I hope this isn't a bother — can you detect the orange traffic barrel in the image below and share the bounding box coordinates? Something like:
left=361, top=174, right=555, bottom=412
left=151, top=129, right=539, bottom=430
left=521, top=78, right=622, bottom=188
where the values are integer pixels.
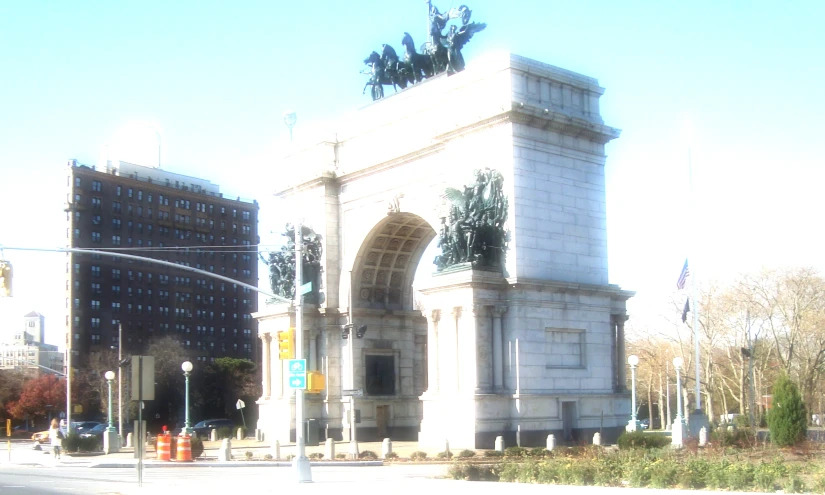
left=156, top=432, right=171, bottom=461
left=176, top=434, right=192, bottom=462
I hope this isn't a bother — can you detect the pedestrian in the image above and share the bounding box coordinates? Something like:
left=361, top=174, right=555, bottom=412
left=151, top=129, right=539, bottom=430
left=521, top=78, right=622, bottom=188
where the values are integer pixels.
left=48, top=418, right=63, bottom=459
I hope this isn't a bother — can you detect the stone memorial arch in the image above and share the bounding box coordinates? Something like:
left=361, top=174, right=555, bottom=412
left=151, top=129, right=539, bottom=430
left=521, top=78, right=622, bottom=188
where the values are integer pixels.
left=254, top=52, right=633, bottom=449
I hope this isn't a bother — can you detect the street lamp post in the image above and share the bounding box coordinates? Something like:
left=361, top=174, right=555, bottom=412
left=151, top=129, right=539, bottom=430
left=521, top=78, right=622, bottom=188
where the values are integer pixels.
left=626, top=355, right=641, bottom=432
left=672, top=356, right=688, bottom=447
left=284, top=109, right=311, bottom=483
left=103, top=370, right=119, bottom=454
left=342, top=320, right=367, bottom=459
left=105, top=371, right=115, bottom=431
left=181, top=361, right=193, bottom=435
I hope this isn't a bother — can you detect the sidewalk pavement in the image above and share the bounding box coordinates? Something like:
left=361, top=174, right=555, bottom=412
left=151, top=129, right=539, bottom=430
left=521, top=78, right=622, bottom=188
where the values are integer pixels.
left=0, top=438, right=453, bottom=468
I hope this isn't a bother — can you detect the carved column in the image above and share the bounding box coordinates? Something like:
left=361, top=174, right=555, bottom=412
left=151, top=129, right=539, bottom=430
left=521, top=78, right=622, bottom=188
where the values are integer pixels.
left=611, top=316, right=618, bottom=391
left=617, top=316, right=627, bottom=392
left=492, top=306, right=506, bottom=392
left=451, top=307, right=462, bottom=391
left=262, top=333, right=272, bottom=398
left=425, top=309, right=441, bottom=394
left=472, top=304, right=493, bottom=393
left=461, top=304, right=482, bottom=393
left=309, top=329, right=318, bottom=372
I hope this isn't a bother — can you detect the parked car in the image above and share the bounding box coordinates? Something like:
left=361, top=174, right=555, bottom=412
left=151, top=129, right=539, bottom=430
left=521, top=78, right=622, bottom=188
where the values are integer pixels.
left=639, top=419, right=650, bottom=430
left=31, top=430, right=51, bottom=444
left=80, top=423, right=108, bottom=443
left=71, top=421, right=100, bottom=434
left=192, top=419, right=234, bottom=438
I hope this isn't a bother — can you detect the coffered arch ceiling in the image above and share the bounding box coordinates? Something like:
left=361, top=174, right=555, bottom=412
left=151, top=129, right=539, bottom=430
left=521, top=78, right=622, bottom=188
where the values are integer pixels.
left=352, top=213, right=436, bottom=311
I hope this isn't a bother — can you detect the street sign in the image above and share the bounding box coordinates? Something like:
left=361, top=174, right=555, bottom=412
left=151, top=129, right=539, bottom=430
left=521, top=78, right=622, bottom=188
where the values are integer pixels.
left=300, top=282, right=313, bottom=295
left=288, top=359, right=306, bottom=373
left=342, top=389, right=363, bottom=397
left=287, top=359, right=307, bottom=390
left=236, top=399, right=245, bottom=410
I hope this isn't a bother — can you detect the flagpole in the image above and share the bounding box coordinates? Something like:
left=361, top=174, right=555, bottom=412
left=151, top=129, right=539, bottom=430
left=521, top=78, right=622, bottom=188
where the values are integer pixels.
left=690, top=148, right=701, bottom=413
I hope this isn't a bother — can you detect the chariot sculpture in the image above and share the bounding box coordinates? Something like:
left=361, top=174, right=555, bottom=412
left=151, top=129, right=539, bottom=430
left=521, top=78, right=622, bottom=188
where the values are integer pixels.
left=363, top=1, right=486, bottom=101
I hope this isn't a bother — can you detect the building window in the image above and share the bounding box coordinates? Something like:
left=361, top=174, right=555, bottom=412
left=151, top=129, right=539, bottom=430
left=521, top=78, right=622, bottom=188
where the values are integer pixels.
left=91, top=282, right=101, bottom=294
left=92, top=214, right=101, bottom=225
left=127, top=188, right=133, bottom=198
left=112, top=285, right=121, bottom=296
left=74, top=194, right=82, bottom=203
left=112, top=235, right=121, bottom=245
left=112, top=269, right=121, bottom=280
left=242, top=210, right=250, bottom=220
left=91, top=266, right=101, bottom=277
left=116, top=185, right=122, bottom=196
left=90, top=231, right=100, bottom=243
left=91, top=300, right=100, bottom=310
left=92, top=197, right=101, bottom=209
left=92, top=180, right=102, bottom=192
left=113, top=201, right=121, bottom=213
left=91, top=334, right=101, bottom=344
left=91, top=318, right=100, bottom=328
left=365, top=354, right=395, bottom=396
left=545, top=329, right=586, bottom=369
left=137, top=190, right=143, bottom=201
left=75, top=177, right=81, bottom=187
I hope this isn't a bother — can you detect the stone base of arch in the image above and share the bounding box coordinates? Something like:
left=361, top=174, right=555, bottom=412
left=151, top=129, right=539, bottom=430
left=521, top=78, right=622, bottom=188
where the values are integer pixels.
left=416, top=267, right=631, bottom=450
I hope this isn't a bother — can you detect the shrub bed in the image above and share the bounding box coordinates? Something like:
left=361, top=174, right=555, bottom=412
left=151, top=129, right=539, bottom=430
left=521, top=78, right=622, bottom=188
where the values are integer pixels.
left=485, top=448, right=812, bottom=492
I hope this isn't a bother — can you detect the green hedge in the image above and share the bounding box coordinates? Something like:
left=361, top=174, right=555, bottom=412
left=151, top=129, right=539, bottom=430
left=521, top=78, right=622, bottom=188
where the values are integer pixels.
left=489, top=450, right=799, bottom=492
left=617, top=431, right=670, bottom=449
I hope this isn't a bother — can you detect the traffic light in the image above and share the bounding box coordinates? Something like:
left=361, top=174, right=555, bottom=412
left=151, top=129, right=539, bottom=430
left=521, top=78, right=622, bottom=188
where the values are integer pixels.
left=277, top=328, right=295, bottom=360
left=0, top=261, right=12, bottom=297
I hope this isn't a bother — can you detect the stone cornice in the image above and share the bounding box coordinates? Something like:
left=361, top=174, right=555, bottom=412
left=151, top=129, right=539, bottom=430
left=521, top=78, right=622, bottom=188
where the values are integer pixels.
left=505, top=277, right=635, bottom=300
left=509, top=102, right=621, bottom=145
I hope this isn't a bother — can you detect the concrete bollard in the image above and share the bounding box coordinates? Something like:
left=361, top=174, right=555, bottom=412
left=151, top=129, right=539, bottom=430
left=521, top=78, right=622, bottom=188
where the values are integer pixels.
left=444, top=439, right=451, bottom=456
left=126, top=432, right=133, bottom=448
left=593, top=432, right=601, bottom=446
left=210, top=429, right=218, bottom=442
left=516, top=426, right=522, bottom=447
left=271, top=440, right=281, bottom=460
left=382, top=438, right=392, bottom=459
left=236, top=427, right=243, bottom=440
left=699, top=426, right=708, bottom=447
left=325, top=438, right=335, bottom=460
left=495, top=436, right=505, bottom=453
left=218, top=438, right=232, bottom=461
left=546, top=434, right=556, bottom=452
left=255, top=429, right=262, bottom=442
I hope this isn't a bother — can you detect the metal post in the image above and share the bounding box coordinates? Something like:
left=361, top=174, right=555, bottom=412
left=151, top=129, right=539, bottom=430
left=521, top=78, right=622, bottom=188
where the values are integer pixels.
left=66, top=347, right=71, bottom=436
left=137, top=356, right=143, bottom=488
left=284, top=110, right=311, bottom=483
left=118, top=324, right=122, bottom=438
left=106, top=374, right=114, bottom=431
left=631, top=366, right=637, bottom=422
left=182, top=361, right=192, bottom=435
left=689, top=151, right=701, bottom=413
left=675, top=363, right=684, bottom=424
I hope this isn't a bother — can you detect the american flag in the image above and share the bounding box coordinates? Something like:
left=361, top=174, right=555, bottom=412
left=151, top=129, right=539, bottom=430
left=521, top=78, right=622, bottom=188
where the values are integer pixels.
left=676, top=259, right=690, bottom=290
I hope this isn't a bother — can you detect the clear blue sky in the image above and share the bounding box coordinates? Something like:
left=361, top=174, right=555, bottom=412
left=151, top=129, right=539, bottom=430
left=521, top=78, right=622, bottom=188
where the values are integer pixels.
left=1, top=1, right=823, bottom=345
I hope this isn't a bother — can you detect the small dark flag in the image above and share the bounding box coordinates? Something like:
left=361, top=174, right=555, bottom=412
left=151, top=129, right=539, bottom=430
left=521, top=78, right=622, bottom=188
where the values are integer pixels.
left=681, top=298, right=690, bottom=323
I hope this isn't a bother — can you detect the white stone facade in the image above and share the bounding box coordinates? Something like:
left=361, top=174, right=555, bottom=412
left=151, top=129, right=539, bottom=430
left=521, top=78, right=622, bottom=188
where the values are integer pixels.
left=254, top=52, right=632, bottom=449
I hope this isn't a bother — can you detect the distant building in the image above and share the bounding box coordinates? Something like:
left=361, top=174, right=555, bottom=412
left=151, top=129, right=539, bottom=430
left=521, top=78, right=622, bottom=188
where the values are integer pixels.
left=64, top=159, right=260, bottom=369
left=0, top=311, right=64, bottom=374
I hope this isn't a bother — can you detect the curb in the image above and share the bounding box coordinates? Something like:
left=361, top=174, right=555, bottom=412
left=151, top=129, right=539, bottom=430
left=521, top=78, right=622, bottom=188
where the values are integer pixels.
left=89, top=460, right=385, bottom=468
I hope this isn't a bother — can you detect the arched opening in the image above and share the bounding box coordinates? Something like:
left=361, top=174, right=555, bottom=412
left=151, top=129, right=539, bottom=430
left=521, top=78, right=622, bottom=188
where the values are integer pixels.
left=351, top=213, right=437, bottom=311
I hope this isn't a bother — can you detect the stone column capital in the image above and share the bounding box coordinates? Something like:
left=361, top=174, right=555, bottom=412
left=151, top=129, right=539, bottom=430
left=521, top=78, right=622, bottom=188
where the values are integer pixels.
left=425, top=309, right=441, bottom=324
left=492, top=305, right=508, bottom=317
left=463, top=304, right=488, bottom=317
left=451, top=306, right=462, bottom=318
left=261, top=332, right=273, bottom=342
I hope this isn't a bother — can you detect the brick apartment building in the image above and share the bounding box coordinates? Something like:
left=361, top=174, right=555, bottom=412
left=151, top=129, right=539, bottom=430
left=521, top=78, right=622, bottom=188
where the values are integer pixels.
left=64, top=159, right=259, bottom=369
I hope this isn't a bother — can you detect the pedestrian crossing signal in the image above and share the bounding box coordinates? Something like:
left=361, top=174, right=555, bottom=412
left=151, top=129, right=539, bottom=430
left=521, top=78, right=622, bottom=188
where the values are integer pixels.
left=277, top=329, right=295, bottom=360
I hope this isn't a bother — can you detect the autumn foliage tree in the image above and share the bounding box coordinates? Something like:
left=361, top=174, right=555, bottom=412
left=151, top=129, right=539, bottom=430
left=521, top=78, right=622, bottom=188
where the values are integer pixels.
left=6, top=374, right=67, bottom=422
